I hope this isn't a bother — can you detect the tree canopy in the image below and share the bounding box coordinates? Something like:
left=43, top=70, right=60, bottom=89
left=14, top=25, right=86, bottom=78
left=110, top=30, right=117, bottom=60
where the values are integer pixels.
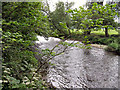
left=49, top=1, right=74, bottom=37
left=68, top=2, right=118, bottom=37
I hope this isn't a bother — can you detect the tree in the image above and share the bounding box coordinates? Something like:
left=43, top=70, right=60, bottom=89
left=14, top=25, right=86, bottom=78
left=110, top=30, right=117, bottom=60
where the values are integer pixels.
left=68, top=2, right=118, bottom=37
left=68, top=6, right=95, bottom=35
left=86, top=2, right=118, bottom=37
left=50, top=1, right=74, bottom=37
left=94, top=3, right=118, bottom=37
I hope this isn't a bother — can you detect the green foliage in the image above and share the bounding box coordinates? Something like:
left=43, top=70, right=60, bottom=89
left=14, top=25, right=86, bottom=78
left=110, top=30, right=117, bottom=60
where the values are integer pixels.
left=106, top=37, right=120, bottom=54
left=92, top=3, right=118, bottom=37
left=2, top=2, right=51, bottom=89
left=68, top=2, right=118, bottom=36
left=50, top=1, right=74, bottom=37
left=108, top=43, right=119, bottom=51
left=2, top=64, right=47, bottom=89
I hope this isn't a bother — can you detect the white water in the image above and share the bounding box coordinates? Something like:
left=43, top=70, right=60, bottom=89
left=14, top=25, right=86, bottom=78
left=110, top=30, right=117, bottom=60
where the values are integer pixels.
left=36, top=36, right=61, bottom=43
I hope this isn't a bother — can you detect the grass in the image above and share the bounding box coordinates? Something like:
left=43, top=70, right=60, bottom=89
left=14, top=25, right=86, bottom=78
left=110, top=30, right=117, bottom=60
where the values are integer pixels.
left=70, top=29, right=119, bottom=35
left=91, top=29, right=119, bottom=35
left=70, top=29, right=82, bottom=34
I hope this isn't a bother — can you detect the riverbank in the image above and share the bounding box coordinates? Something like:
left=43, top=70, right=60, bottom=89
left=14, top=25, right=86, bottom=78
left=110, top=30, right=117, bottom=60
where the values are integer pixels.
left=90, top=44, right=107, bottom=49
left=69, top=33, right=120, bottom=55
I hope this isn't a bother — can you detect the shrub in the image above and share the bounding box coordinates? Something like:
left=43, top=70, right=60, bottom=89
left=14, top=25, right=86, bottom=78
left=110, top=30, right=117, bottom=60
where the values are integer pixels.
left=106, top=38, right=114, bottom=44
left=108, top=43, right=119, bottom=51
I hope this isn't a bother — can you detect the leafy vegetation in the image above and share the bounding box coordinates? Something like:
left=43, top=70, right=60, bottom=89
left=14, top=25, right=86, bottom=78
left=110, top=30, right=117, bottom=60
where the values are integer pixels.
left=67, top=2, right=118, bottom=37
left=2, top=2, right=52, bottom=89
left=49, top=1, right=74, bottom=37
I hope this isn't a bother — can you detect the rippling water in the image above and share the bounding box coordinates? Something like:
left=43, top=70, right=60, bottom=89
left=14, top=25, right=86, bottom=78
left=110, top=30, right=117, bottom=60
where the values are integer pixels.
left=36, top=36, right=119, bottom=88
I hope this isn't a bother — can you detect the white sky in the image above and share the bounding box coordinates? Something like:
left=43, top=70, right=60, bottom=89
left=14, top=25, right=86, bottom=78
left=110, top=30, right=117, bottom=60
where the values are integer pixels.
left=47, top=0, right=87, bottom=11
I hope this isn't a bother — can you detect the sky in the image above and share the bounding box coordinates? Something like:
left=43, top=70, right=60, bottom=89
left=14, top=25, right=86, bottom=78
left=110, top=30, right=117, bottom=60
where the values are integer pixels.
left=47, top=0, right=87, bottom=11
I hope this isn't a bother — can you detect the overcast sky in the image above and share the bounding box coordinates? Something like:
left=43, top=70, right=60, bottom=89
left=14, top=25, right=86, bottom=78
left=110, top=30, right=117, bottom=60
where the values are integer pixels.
left=47, top=0, right=87, bottom=11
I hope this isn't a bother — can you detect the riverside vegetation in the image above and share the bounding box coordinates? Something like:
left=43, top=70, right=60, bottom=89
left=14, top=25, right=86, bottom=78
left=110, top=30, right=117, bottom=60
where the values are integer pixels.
left=2, top=1, right=119, bottom=89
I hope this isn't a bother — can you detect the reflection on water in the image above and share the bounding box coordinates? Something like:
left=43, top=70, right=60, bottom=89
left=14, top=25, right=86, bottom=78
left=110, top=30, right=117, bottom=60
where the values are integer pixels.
left=36, top=36, right=119, bottom=88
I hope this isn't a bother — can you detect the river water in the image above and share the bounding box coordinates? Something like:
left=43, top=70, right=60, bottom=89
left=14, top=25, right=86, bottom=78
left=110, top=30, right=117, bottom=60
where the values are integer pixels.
left=36, top=36, right=119, bottom=88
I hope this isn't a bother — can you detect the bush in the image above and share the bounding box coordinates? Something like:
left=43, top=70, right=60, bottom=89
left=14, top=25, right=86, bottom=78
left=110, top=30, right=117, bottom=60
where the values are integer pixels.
left=106, top=41, right=120, bottom=55
left=106, top=38, right=114, bottom=44
left=87, top=35, right=120, bottom=55
left=108, top=43, right=119, bottom=51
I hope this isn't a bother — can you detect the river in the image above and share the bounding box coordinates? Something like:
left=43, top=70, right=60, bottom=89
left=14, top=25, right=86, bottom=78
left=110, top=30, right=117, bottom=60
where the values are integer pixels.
left=36, top=36, right=119, bottom=88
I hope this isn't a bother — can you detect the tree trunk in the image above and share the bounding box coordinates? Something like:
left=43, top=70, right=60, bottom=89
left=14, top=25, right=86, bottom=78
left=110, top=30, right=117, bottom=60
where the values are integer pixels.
left=105, top=27, right=109, bottom=37
left=84, top=30, right=91, bottom=35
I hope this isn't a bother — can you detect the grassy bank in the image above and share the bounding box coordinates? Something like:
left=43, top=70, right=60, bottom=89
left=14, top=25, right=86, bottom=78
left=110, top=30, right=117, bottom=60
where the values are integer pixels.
left=70, top=29, right=120, bottom=55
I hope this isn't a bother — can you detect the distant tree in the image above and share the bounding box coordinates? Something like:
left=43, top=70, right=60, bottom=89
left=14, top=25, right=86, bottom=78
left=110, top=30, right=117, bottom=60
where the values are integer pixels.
left=68, top=2, right=118, bottom=37
left=92, top=3, right=118, bottom=37
left=68, top=6, right=95, bottom=35
left=50, top=1, right=74, bottom=37
left=86, top=2, right=118, bottom=37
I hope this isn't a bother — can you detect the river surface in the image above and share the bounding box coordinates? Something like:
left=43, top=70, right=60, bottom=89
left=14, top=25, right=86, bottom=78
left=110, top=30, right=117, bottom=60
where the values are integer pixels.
left=36, top=36, right=119, bottom=88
